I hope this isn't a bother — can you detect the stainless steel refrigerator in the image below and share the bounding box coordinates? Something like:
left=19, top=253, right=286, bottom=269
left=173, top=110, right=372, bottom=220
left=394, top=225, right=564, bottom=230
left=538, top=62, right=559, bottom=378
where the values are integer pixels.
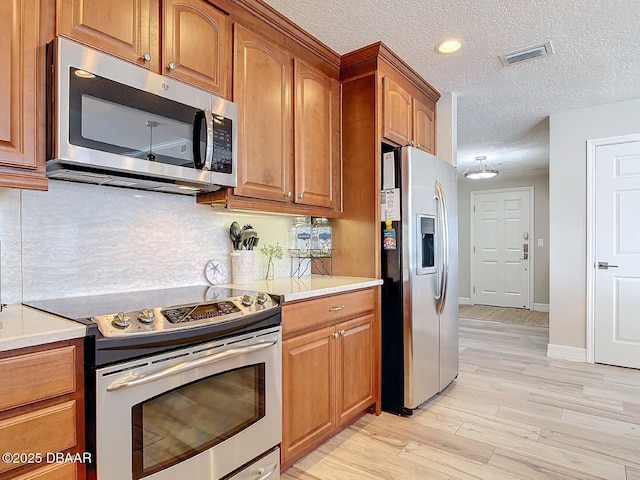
left=381, top=146, right=459, bottom=415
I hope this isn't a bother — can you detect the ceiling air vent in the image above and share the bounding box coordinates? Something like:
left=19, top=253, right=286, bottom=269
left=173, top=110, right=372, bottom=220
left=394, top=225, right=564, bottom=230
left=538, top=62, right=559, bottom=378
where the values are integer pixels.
left=499, top=41, right=554, bottom=66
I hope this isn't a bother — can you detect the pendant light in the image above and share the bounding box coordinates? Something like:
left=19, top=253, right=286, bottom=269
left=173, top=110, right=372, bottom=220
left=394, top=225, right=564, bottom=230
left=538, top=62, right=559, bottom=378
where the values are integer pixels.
left=463, top=156, right=499, bottom=179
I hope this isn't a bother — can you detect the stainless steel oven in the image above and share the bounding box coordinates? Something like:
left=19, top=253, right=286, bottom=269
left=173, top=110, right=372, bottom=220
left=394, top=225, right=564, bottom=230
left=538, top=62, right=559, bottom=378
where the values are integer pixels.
left=96, top=326, right=281, bottom=480
left=24, top=286, right=281, bottom=480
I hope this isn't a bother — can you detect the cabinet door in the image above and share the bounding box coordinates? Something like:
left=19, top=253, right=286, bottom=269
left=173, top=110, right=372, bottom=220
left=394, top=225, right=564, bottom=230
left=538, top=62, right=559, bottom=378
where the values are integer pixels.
left=57, top=0, right=158, bottom=69
left=294, top=59, right=340, bottom=209
left=382, top=76, right=412, bottom=146
left=233, top=25, right=293, bottom=202
left=335, top=314, right=375, bottom=428
left=413, top=97, right=435, bottom=154
left=282, top=326, right=335, bottom=467
left=0, top=0, right=47, bottom=190
left=163, top=0, right=229, bottom=96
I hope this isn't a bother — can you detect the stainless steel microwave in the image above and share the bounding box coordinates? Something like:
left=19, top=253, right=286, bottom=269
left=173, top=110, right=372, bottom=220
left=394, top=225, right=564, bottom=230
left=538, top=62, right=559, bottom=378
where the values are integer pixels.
left=47, top=38, right=237, bottom=195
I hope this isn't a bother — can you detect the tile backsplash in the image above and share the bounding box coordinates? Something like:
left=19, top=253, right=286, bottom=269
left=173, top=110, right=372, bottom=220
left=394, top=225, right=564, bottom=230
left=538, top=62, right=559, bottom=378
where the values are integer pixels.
left=0, top=182, right=293, bottom=303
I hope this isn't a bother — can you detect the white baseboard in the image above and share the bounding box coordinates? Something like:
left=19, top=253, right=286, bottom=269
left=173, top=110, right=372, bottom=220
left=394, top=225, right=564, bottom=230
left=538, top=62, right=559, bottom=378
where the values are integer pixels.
left=459, top=297, right=472, bottom=305
left=546, top=343, right=587, bottom=363
left=533, top=303, right=549, bottom=312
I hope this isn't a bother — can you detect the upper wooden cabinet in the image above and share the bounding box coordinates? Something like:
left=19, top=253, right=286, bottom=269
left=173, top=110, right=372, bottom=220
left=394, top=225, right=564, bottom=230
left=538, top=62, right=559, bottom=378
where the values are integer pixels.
left=413, top=96, right=435, bottom=154
left=233, top=24, right=293, bottom=203
left=0, top=0, right=48, bottom=190
left=294, top=59, right=340, bottom=209
left=382, top=76, right=435, bottom=154
left=382, top=76, right=412, bottom=146
left=198, top=25, right=341, bottom=216
left=56, top=0, right=157, bottom=69
left=334, top=42, right=440, bottom=278
left=162, top=0, right=229, bottom=95
left=56, top=0, right=230, bottom=97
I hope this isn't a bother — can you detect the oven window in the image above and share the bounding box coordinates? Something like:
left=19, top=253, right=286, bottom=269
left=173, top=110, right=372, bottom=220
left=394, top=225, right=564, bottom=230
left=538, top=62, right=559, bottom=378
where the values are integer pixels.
left=131, top=363, right=265, bottom=479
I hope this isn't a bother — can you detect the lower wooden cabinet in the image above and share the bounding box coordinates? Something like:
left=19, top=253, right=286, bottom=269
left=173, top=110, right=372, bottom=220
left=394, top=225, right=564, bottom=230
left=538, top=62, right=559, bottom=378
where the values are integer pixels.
left=281, top=287, right=380, bottom=469
left=0, top=339, right=85, bottom=479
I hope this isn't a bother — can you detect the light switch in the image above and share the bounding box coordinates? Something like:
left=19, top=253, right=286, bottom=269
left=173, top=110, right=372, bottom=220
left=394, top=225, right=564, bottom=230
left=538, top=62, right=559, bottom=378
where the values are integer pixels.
left=537, top=238, right=544, bottom=247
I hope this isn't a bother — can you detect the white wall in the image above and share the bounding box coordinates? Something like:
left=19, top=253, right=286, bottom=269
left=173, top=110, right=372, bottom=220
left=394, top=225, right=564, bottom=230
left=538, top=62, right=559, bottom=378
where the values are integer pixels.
left=457, top=169, right=549, bottom=306
left=549, top=97, right=640, bottom=349
left=0, top=181, right=294, bottom=304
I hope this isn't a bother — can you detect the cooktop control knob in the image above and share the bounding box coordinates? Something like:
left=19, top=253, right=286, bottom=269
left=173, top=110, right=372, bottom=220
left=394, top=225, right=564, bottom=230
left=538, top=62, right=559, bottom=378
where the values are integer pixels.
left=256, top=293, right=269, bottom=305
left=137, top=309, right=155, bottom=324
left=112, top=312, right=131, bottom=329
left=241, top=295, right=253, bottom=307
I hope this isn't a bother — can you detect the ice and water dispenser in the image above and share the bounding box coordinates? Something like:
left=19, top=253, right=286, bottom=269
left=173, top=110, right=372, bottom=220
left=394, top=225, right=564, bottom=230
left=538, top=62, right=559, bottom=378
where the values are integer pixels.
left=417, top=215, right=436, bottom=275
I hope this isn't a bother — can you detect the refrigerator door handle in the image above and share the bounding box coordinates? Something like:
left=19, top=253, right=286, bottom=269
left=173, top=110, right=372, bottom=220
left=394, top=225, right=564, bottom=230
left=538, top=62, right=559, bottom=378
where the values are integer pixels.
left=435, top=181, right=449, bottom=314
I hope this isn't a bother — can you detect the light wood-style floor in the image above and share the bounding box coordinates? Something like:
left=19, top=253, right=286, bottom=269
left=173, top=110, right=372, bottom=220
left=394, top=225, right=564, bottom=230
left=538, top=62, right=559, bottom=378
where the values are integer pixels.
left=282, top=318, right=640, bottom=480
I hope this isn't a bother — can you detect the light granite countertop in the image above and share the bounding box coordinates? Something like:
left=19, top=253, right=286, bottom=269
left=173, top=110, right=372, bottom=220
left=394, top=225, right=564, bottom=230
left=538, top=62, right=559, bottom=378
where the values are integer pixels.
left=0, top=304, right=86, bottom=352
left=223, top=275, right=383, bottom=302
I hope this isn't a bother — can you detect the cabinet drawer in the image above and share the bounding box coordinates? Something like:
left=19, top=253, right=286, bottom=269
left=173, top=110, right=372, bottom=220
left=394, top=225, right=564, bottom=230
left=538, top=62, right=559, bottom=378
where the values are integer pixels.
left=0, top=401, right=77, bottom=474
left=12, top=462, right=77, bottom=480
left=0, top=346, right=76, bottom=411
left=283, top=288, right=375, bottom=335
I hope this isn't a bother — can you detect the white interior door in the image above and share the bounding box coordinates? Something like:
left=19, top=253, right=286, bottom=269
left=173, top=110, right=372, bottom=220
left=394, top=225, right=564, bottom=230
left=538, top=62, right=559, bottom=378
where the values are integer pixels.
left=472, top=189, right=532, bottom=308
left=594, top=140, right=640, bottom=368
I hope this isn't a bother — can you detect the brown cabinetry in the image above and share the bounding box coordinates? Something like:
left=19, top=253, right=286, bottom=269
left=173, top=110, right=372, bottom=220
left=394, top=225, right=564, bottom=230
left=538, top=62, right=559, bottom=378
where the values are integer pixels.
left=0, top=0, right=48, bottom=190
left=332, top=42, right=440, bottom=278
left=0, top=339, right=85, bottom=479
left=383, top=76, right=435, bottom=153
left=232, top=24, right=293, bottom=203
left=294, top=59, right=341, bottom=209
left=162, top=0, right=229, bottom=95
left=281, top=287, right=380, bottom=470
left=56, top=0, right=230, bottom=97
left=56, top=0, right=157, bottom=69
left=198, top=25, right=341, bottom=216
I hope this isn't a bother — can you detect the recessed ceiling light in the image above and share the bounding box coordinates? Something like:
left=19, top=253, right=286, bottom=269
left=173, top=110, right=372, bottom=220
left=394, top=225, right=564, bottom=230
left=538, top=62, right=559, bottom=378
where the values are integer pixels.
left=435, top=38, right=463, bottom=55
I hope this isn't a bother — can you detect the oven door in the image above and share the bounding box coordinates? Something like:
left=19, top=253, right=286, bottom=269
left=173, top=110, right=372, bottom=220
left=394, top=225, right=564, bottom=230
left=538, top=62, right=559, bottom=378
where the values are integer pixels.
left=95, top=327, right=281, bottom=480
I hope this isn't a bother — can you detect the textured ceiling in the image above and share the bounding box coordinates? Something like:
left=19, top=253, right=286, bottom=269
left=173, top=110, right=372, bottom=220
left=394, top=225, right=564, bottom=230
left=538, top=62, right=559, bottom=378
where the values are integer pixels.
left=262, top=0, right=640, bottom=172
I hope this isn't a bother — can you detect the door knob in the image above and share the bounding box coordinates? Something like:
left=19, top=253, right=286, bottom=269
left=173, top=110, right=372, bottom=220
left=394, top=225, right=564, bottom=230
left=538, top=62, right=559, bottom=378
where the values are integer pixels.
left=597, top=261, right=619, bottom=269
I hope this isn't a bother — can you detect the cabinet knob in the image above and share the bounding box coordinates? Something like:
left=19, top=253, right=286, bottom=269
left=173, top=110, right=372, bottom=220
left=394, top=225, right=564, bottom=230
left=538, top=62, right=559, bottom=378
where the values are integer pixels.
left=298, top=193, right=304, bottom=199
left=284, top=191, right=292, bottom=198
left=168, top=62, right=176, bottom=71
left=142, top=53, right=151, bottom=62
left=332, top=332, right=340, bottom=339
left=339, top=329, right=346, bottom=337
left=328, top=305, right=344, bottom=312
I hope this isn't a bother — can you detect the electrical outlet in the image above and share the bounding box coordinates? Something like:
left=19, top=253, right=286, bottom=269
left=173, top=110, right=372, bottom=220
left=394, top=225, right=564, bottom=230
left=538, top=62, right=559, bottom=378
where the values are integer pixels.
left=537, top=238, right=544, bottom=247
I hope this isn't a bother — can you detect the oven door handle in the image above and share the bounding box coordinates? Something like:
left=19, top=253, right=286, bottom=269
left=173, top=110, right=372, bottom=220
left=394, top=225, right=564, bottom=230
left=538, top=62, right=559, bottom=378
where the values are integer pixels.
left=106, top=340, right=277, bottom=391
left=254, top=462, right=278, bottom=480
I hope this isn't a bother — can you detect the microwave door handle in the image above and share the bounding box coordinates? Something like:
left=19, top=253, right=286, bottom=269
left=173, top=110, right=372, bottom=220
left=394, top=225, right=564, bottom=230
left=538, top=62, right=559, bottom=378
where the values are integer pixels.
left=204, top=108, right=214, bottom=170
left=192, top=110, right=205, bottom=169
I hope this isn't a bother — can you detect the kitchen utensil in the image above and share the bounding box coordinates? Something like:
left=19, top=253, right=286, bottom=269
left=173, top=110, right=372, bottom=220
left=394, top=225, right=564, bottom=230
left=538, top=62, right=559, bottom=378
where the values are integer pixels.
left=242, top=229, right=257, bottom=250
left=230, top=221, right=241, bottom=250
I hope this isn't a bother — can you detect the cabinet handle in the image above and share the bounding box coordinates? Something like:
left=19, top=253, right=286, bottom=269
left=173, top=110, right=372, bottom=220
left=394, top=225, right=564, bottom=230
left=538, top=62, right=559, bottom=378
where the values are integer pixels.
left=142, top=53, right=151, bottom=62
left=339, top=329, right=346, bottom=336
left=298, top=193, right=304, bottom=199
left=328, top=306, right=344, bottom=312
left=332, top=332, right=339, bottom=339
left=168, top=62, right=176, bottom=70
left=284, top=191, right=292, bottom=198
